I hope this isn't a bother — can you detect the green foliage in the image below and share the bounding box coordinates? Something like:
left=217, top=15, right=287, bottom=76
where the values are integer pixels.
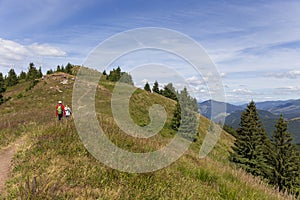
left=26, top=80, right=39, bottom=91
left=171, top=102, right=181, bottom=130
left=230, top=101, right=269, bottom=177
left=46, top=69, right=54, bottom=75
left=65, top=63, right=74, bottom=75
left=266, top=115, right=300, bottom=193
left=38, top=67, right=43, bottom=78
left=17, top=93, right=23, bottom=99
left=0, top=75, right=294, bottom=199
left=0, top=93, right=4, bottom=104
left=26, top=63, right=40, bottom=81
left=223, top=124, right=237, bottom=137
left=161, top=83, right=177, bottom=101
left=0, top=72, right=8, bottom=102
left=0, top=72, right=6, bottom=93
left=107, top=66, right=121, bottom=82
left=18, top=71, right=27, bottom=80
left=107, top=66, right=134, bottom=85
left=144, top=82, right=151, bottom=92
left=5, top=68, right=18, bottom=86
left=102, top=70, right=107, bottom=76
left=171, top=87, right=199, bottom=141
left=152, top=81, right=160, bottom=94
left=56, top=65, right=61, bottom=72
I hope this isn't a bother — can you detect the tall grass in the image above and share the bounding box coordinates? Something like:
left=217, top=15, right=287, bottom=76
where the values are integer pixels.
left=0, top=73, right=296, bottom=199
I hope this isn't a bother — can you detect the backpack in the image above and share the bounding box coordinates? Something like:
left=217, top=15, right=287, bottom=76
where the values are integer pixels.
left=57, top=105, right=63, bottom=115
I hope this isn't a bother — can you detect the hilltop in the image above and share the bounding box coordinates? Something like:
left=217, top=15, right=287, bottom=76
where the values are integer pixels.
left=0, top=71, right=294, bottom=199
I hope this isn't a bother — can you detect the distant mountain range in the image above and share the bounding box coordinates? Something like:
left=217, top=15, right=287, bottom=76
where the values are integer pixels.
left=199, top=99, right=300, bottom=144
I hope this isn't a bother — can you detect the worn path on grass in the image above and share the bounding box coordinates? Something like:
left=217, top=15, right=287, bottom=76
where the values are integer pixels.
left=0, top=136, right=26, bottom=193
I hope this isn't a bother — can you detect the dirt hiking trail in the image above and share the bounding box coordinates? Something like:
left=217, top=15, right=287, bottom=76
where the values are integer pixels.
left=0, top=136, right=26, bottom=193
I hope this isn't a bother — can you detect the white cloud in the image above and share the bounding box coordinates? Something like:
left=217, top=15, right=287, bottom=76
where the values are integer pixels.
left=0, top=38, right=66, bottom=70
left=28, top=43, right=66, bottom=57
left=185, top=76, right=204, bottom=86
left=232, top=88, right=255, bottom=95
left=265, top=70, right=300, bottom=79
left=277, top=86, right=300, bottom=92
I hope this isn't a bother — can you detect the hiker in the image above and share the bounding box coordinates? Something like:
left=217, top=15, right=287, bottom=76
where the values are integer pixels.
left=65, top=105, right=72, bottom=119
left=56, top=100, right=65, bottom=121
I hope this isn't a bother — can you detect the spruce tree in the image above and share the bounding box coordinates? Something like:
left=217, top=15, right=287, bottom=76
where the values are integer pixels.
left=120, top=72, right=134, bottom=85
left=18, top=71, right=27, bottom=80
left=65, top=63, right=73, bottom=74
left=26, top=63, right=39, bottom=81
left=0, top=72, right=6, bottom=93
left=267, top=115, right=300, bottom=192
left=38, top=67, right=43, bottom=78
left=162, top=83, right=177, bottom=101
left=230, top=101, right=269, bottom=177
left=144, top=82, right=151, bottom=92
left=6, top=69, right=18, bottom=86
left=152, top=81, right=159, bottom=94
left=46, top=69, right=54, bottom=75
left=171, top=87, right=198, bottom=141
left=0, top=72, right=5, bottom=104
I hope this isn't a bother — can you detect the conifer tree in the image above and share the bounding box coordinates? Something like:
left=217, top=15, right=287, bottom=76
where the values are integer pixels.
left=0, top=72, right=5, bottom=104
left=230, top=101, right=269, bottom=177
left=267, top=115, right=300, bottom=192
left=162, top=83, right=177, bottom=101
left=6, top=69, right=18, bottom=86
left=144, top=82, right=151, bottom=92
left=171, top=87, right=198, bottom=141
left=38, top=67, right=43, bottom=78
left=56, top=65, right=61, bottom=72
left=65, top=63, right=73, bottom=74
left=152, top=81, right=159, bottom=94
left=46, top=69, right=54, bottom=75
left=120, top=72, right=134, bottom=85
left=0, top=73, right=5, bottom=93
left=26, top=63, right=39, bottom=81
left=18, top=71, right=27, bottom=80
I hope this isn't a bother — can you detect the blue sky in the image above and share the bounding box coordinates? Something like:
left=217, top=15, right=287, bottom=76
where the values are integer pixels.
left=0, top=0, right=299, bottom=103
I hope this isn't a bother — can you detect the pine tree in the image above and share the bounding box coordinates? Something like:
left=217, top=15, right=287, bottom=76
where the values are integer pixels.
left=171, top=87, right=198, bottom=141
left=152, top=81, right=159, bottom=94
left=0, top=72, right=5, bottom=93
left=56, top=65, right=61, bottom=72
left=38, top=67, right=43, bottom=78
left=120, top=72, right=134, bottom=85
left=107, top=67, right=121, bottom=82
left=6, top=69, right=18, bottom=86
left=162, top=83, right=177, bottom=101
left=144, top=82, right=151, bottom=92
left=46, top=69, right=54, bottom=75
left=0, top=72, right=6, bottom=104
left=267, top=115, right=300, bottom=192
left=26, top=63, right=39, bottom=81
left=18, top=71, right=27, bottom=80
left=171, top=102, right=181, bottom=130
left=230, top=101, right=269, bottom=177
left=65, top=63, right=73, bottom=74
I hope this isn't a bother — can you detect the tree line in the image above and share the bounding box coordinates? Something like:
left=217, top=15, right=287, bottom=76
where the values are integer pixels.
left=231, top=101, right=300, bottom=195
left=0, top=62, right=43, bottom=104
left=102, top=66, right=134, bottom=85
left=143, top=80, right=199, bottom=141
left=0, top=62, right=76, bottom=104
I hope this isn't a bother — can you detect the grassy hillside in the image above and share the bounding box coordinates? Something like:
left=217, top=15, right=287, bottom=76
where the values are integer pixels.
left=0, top=72, right=295, bottom=199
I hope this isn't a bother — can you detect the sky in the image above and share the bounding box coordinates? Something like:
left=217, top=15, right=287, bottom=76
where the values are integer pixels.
left=0, top=0, right=299, bottom=104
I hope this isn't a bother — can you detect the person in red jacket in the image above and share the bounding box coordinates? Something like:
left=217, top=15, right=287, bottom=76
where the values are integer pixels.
left=56, top=100, right=66, bottom=121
